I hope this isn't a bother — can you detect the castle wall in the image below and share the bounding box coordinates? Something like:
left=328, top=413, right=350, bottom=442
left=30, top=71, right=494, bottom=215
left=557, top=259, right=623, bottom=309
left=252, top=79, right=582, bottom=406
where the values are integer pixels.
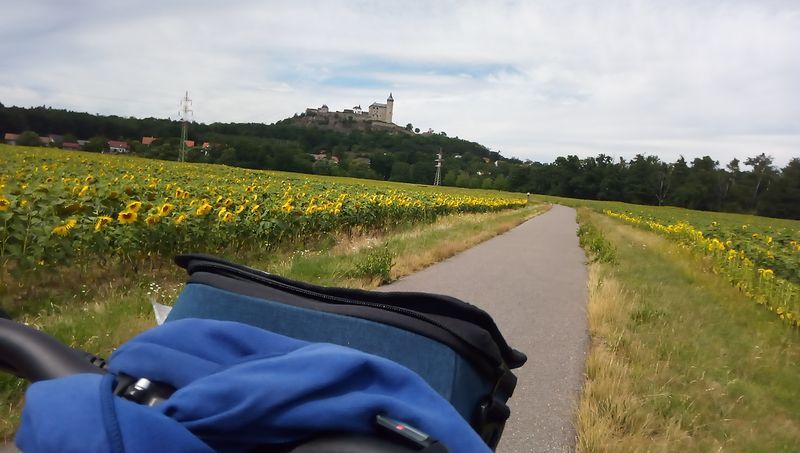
left=369, top=104, right=387, bottom=121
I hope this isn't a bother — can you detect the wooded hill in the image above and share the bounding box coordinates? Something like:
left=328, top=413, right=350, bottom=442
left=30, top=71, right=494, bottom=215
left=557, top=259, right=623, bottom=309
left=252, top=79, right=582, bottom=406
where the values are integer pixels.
left=2, top=103, right=799, bottom=219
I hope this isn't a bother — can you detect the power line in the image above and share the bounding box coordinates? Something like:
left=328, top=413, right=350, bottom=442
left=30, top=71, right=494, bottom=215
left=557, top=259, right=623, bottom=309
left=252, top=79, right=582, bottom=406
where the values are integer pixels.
left=178, top=91, right=192, bottom=162
left=434, top=148, right=443, bottom=186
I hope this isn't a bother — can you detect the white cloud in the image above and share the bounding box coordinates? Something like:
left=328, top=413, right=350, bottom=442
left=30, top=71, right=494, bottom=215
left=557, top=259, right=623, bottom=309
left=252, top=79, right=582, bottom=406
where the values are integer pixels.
left=1, top=0, right=798, bottom=165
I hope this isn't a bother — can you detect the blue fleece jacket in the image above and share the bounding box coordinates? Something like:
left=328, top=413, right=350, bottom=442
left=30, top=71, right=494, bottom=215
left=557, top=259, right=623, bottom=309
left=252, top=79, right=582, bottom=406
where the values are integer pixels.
left=16, top=318, right=489, bottom=452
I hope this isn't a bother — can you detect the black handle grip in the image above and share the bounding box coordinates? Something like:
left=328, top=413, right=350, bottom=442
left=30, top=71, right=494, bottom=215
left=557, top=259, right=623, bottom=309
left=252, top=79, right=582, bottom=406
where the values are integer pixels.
left=0, top=318, right=106, bottom=382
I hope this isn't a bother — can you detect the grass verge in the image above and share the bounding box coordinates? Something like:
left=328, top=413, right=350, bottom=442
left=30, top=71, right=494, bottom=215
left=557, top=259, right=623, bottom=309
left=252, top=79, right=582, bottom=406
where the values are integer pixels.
left=0, top=203, right=546, bottom=440
left=576, top=208, right=800, bottom=452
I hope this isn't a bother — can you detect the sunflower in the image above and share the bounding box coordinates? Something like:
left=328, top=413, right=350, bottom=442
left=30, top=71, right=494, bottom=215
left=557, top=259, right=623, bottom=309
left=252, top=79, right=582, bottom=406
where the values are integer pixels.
left=127, top=201, right=142, bottom=213
left=0, top=197, right=10, bottom=211
left=282, top=198, right=293, bottom=213
left=118, top=210, right=138, bottom=224
left=158, top=203, right=174, bottom=217
left=195, top=203, right=213, bottom=216
left=94, top=216, right=113, bottom=232
left=51, top=218, right=77, bottom=237
left=174, top=214, right=188, bottom=225
left=52, top=225, right=69, bottom=236
left=145, top=215, right=159, bottom=226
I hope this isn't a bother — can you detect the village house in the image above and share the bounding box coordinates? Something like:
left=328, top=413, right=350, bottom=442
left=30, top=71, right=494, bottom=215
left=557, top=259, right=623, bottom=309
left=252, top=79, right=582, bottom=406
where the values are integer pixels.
left=108, top=140, right=130, bottom=153
left=311, top=151, right=328, bottom=161
left=4, top=133, right=18, bottom=145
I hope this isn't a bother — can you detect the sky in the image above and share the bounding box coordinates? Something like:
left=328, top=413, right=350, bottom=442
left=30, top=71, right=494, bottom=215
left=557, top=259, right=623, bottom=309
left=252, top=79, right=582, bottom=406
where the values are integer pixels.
left=1, top=0, right=799, bottom=166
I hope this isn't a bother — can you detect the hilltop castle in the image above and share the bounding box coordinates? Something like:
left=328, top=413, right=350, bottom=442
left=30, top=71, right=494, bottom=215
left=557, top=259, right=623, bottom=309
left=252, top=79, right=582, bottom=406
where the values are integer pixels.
left=306, top=93, right=394, bottom=124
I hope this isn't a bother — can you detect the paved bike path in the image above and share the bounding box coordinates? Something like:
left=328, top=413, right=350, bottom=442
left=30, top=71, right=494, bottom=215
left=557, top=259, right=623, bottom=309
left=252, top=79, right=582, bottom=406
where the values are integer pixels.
left=379, top=205, right=588, bottom=452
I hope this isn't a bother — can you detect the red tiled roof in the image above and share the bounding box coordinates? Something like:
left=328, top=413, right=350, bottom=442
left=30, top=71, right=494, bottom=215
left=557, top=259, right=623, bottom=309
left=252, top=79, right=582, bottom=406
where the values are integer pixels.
left=202, top=142, right=210, bottom=149
left=62, top=142, right=81, bottom=150
left=4, top=133, right=19, bottom=140
left=142, top=136, right=157, bottom=145
left=108, top=140, right=129, bottom=149
left=184, top=140, right=195, bottom=147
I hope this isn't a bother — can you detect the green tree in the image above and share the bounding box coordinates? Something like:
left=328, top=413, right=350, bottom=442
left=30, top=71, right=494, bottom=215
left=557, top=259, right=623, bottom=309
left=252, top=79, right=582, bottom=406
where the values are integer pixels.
left=759, top=158, right=800, bottom=219
left=348, top=159, right=377, bottom=179
left=455, top=171, right=470, bottom=187
left=370, top=152, right=394, bottom=180
left=15, top=130, right=42, bottom=147
left=312, top=159, right=335, bottom=176
left=744, top=153, right=775, bottom=210
left=389, top=162, right=411, bottom=182
left=84, top=136, right=108, bottom=153
left=493, top=174, right=509, bottom=191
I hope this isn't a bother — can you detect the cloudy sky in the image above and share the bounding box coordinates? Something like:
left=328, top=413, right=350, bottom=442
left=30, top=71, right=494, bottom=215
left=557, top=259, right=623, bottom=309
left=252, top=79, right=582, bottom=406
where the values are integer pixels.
left=2, top=0, right=799, bottom=165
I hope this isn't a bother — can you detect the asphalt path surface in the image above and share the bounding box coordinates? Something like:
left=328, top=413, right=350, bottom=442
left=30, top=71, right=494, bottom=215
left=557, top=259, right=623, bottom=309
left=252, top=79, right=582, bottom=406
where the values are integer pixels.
left=379, top=205, right=589, bottom=452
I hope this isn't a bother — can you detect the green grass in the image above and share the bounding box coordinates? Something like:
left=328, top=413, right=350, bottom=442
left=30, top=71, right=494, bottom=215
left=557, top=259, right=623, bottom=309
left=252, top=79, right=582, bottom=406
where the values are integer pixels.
left=0, top=203, right=544, bottom=440
left=536, top=194, right=800, bottom=232
left=577, top=208, right=800, bottom=452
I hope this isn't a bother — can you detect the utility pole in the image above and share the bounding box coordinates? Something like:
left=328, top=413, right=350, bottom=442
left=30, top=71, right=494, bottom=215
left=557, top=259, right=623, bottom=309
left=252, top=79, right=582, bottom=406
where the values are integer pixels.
left=433, top=148, right=443, bottom=186
left=179, top=91, right=193, bottom=162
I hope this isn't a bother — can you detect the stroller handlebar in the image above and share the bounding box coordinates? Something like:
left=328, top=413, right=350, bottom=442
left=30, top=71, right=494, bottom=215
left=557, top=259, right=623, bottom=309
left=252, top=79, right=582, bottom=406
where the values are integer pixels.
left=0, top=318, right=105, bottom=382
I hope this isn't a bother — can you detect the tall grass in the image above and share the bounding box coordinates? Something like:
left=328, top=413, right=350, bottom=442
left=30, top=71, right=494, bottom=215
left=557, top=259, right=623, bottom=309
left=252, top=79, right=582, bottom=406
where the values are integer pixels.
left=576, top=209, right=800, bottom=452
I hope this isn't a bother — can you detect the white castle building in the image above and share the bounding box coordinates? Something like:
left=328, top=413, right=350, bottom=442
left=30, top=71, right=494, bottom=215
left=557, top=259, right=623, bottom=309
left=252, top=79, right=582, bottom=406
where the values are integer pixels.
left=368, top=93, right=393, bottom=123
left=306, top=93, right=395, bottom=124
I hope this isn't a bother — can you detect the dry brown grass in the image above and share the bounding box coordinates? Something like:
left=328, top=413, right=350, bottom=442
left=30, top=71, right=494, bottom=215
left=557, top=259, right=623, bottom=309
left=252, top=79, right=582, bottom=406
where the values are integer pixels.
left=576, top=209, right=800, bottom=452
left=390, top=205, right=549, bottom=278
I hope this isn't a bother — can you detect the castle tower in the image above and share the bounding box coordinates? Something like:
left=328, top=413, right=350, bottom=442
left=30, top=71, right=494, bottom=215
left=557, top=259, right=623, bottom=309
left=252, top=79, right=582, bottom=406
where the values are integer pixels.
left=386, top=93, right=394, bottom=123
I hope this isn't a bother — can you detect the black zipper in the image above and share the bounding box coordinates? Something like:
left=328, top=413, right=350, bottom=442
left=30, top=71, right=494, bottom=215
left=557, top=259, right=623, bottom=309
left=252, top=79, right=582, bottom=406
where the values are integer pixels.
left=188, top=261, right=500, bottom=370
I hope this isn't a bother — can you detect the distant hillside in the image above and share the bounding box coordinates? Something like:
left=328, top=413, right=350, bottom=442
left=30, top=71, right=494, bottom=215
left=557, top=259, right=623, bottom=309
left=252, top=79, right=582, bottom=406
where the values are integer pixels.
left=0, top=103, right=509, bottom=186
left=279, top=110, right=414, bottom=136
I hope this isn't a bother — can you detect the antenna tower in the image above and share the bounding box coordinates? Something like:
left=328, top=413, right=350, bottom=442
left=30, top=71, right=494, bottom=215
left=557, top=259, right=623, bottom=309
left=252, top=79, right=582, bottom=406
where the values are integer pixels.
left=433, top=148, right=443, bottom=186
left=178, top=91, right=193, bottom=162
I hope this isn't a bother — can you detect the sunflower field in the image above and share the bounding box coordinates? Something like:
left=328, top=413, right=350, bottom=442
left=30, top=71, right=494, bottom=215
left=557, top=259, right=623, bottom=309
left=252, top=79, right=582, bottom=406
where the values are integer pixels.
left=0, top=145, right=526, bottom=272
left=602, top=205, right=800, bottom=328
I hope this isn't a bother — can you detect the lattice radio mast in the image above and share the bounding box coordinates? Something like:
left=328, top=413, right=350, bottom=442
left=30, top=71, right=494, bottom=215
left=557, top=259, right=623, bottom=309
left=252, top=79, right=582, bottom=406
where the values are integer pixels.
left=178, top=91, right=193, bottom=162
left=433, top=148, right=444, bottom=185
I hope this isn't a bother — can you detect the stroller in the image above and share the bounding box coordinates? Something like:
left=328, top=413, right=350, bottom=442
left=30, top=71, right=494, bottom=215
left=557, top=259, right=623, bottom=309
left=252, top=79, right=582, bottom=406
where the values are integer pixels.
left=0, top=255, right=526, bottom=452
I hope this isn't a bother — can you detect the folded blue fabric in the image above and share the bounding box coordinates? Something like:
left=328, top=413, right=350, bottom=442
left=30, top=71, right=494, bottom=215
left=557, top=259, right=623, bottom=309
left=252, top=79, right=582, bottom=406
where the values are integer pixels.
left=16, top=318, right=489, bottom=452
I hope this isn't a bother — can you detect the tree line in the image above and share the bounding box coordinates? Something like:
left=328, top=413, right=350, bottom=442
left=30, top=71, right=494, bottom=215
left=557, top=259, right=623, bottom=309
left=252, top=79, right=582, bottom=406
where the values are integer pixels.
left=2, top=103, right=798, bottom=219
